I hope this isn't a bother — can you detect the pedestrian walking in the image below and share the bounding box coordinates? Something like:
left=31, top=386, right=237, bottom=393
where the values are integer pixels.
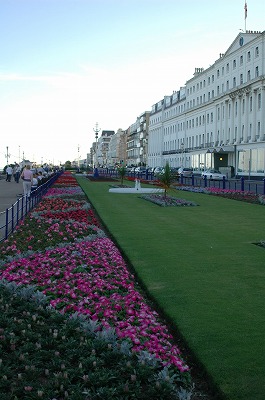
left=13, top=164, right=21, bottom=183
left=6, top=165, right=13, bottom=182
left=20, top=165, right=33, bottom=198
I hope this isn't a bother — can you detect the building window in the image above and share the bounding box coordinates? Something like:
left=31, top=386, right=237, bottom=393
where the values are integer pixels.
left=212, top=74, right=214, bottom=83
left=247, top=70, right=251, bottom=81
left=250, top=96, right=252, bottom=112
left=233, top=77, right=236, bottom=87
left=217, top=85, right=220, bottom=95
left=255, top=66, right=259, bottom=77
left=255, top=46, right=259, bottom=57
left=258, top=93, right=261, bottom=109
left=240, top=73, right=243, bottom=84
left=226, top=80, right=229, bottom=90
left=217, top=69, right=220, bottom=78
left=233, top=59, right=236, bottom=68
left=207, top=114, right=209, bottom=124
left=217, top=107, right=220, bottom=120
left=242, top=98, right=245, bottom=113
left=210, top=112, right=213, bottom=123
left=240, top=55, right=243, bottom=65
left=247, top=51, right=251, bottom=61
left=226, top=63, right=229, bottom=73
left=208, top=77, right=210, bottom=85
left=212, top=90, right=214, bottom=98
left=208, top=92, right=210, bottom=101
left=235, top=101, right=238, bottom=116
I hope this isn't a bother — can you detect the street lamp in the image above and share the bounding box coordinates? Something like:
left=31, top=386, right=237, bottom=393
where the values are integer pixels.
left=93, top=122, right=101, bottom=178
left=5, top=146, right=11, bottom=165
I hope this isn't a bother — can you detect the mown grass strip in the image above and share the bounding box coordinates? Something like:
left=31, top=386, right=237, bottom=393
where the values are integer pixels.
left=77, top=176, right=265, bottom=400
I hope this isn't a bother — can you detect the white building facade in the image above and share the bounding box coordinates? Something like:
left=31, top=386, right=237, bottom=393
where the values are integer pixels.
left=148, top=30, right=265, bottom=178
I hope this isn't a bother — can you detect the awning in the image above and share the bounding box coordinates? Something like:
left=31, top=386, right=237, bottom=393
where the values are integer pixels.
left=206, top=146, right=234, bottom=153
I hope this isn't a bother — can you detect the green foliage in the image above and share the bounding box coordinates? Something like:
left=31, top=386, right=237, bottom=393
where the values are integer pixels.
left=64, top=160, right=72, bottom=169
left=157, top=162, right=175, bottom=198
left=118, top=166, right=126, bottom=185
left=0, top=281, right=187, bottom=399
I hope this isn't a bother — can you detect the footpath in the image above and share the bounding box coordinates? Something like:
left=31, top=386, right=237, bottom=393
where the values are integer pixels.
left=0, top=176, right=24, bottom=213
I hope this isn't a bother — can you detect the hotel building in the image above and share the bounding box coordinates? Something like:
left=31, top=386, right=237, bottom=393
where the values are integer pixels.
left=148, top=30, right=265, bottom=178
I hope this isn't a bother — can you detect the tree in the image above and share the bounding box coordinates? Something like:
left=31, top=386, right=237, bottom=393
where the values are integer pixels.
left=157, top=162, right=174, bottom=198
left=118, top=166, right=126, bottom=186
left=65, top=161, right=72, bottom=170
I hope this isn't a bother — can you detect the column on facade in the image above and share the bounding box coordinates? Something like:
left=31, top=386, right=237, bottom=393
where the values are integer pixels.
left=231, top=98, right=235, bottom=143
left=214, top=105, right=218, bottom=145
left=237, top=95, right=242, bottom=143
left=261, top=87, right=265, bottom=141
left=219, top=102, right=223, bottom=144
left=224, top=100, right=229, bottom=145
left=244, top=94, right=249, bottom=142
left=252, top=89, right=257, bottom=141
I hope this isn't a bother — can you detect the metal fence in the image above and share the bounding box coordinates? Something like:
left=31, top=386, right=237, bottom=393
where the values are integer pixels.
left=0, top=172, right=62, bottom=242
left=97, top=168, right=265, bottom=195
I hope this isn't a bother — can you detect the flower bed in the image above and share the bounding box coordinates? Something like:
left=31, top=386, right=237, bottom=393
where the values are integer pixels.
left=176, top=185, right=264, bottom=205
left=141, top=194, right=198, bottom=207
left=0, top=172, right=192, bottom=398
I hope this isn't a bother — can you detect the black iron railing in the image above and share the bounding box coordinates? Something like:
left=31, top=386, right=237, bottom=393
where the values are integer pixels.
left=0, top=172, right=62, bottom=242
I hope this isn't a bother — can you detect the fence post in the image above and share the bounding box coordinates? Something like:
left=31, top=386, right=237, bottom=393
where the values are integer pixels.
left=180, top=174, right=183, bottom=184
left=11, top=204, right=14, bottom=233
left=240, top=176, right=244, bottom=192
left=16, top=198, right=19, bottom=224
left=204, top=176, right=207, bottom=187
left=191, top=174, right=194, bottom=186
left=222, top=176, right=226, bottom=190
left=5, top=208, right=8, bottom=240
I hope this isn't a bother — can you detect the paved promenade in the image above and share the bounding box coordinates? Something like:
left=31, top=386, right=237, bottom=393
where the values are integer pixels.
left=0, top=176, right=24, bottom=213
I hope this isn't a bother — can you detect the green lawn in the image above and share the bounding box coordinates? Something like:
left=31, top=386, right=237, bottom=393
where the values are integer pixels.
left=77, top=176, right=265, bottom=400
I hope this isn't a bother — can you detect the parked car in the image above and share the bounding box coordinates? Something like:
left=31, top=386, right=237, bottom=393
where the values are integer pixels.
left=134, top=166, right=147, bottom=174
left=153, top=167, right=164, bottom=176
left=177, top=167, right=193, bottom=177
left=201, top=169, right=226, bottom=180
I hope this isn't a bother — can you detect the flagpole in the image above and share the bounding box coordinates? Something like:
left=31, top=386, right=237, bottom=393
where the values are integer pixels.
left=244, top=1, right=247, bottom=32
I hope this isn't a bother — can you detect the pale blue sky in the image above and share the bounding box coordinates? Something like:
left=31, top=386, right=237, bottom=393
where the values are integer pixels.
left=0, top=0, right=264, bottom=166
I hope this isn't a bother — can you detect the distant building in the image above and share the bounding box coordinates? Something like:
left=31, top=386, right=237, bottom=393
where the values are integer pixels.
left=96, top=130, right=115, bottom=167
left=148, top=30, right=265, bottom=178
left=107, top=129, right=127, bottom=166
left=127, top=111, right=150, bottom=166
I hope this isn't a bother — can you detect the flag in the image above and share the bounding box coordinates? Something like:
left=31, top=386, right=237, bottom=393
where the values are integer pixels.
left=244, top=2, right=247, bottom=19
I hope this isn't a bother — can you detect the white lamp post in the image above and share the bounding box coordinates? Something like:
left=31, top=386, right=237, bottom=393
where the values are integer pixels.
left=93, top=122, right=101, bottom=177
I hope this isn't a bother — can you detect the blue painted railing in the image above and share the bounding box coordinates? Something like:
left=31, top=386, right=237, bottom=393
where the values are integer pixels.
left=96, top=168, right=265, bottom=196
left=0, top=172, right=62, bottom=242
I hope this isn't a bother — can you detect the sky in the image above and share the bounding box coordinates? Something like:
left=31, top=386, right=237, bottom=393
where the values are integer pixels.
left=0, top=0, right=264, bottom=168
